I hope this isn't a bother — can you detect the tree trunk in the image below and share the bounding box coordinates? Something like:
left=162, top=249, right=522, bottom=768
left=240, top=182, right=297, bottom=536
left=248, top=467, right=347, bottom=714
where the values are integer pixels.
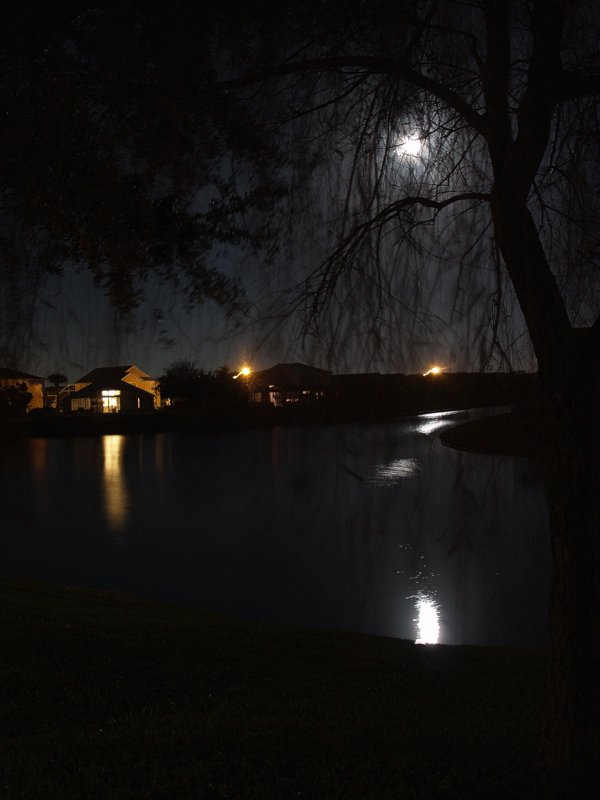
left=491, top=196, right=600, bottom=795
left=538, top=370, right=600, bottom=798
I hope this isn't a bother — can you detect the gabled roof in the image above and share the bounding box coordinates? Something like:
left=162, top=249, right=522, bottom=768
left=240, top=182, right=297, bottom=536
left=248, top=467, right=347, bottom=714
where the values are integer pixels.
left=74, top=365, right=150, bottom=383
left=256, top=363, right=333, bottom=376
left=71, top=380, right=155, bottom=398
left=0, top=367, right=45, bottom=381
left=280, top=362, right=332, bottom=374
left=251, top=362, right=333, bottom=389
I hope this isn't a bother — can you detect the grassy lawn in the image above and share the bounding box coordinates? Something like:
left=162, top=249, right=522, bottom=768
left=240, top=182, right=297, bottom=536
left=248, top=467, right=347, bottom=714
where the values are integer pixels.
left=0, top=580, right=548, bottom=799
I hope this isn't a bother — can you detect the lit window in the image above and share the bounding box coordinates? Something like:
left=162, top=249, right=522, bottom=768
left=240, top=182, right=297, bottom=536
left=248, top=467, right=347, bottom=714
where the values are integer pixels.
left=101, top=389, right=121, bottom=412
left=71, top=398, right=91, bottom=411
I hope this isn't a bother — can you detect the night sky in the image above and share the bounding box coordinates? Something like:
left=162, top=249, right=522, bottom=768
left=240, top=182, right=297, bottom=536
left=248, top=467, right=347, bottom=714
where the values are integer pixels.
left=1, top=2, right=546, bottom=382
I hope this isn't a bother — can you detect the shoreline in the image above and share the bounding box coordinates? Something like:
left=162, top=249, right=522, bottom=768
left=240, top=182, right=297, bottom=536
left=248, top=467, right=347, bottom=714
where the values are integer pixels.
left=439, top=409, right=544, bottom=458
left=2, top=400, right=527, bottom=440
left=2, top=371, right=540, bottom=444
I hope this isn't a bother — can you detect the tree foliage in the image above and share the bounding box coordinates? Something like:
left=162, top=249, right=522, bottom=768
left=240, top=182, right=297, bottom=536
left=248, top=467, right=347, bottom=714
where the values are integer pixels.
left=159, top=359, right=247, bottom=410
left=0, top=0, right=285, bottom=336
left=0, top=382, right=32, bottom=416
left=158, top=360, right=207, bottom=402
left=47, top=372, right=68, bottom=410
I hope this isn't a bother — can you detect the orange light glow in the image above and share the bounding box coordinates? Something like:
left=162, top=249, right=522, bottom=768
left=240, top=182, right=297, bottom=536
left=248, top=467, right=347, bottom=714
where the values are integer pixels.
left=423, top=366, right=442, bottom=376
left=233, top=367, right=252, bottom=379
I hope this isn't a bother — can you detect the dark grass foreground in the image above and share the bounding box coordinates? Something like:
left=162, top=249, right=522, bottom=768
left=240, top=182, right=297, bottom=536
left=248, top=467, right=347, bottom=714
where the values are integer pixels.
left=1, top=580, right=547, bottom=799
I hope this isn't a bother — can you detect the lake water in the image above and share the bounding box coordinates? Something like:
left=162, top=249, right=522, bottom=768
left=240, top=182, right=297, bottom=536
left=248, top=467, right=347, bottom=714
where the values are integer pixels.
left=1, top=409, right=550, bottom=646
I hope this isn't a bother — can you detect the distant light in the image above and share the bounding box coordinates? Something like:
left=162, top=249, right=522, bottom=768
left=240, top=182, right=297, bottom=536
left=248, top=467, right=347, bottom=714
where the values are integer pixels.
left=423, top=366, right=442, bottom=376
left=233, top=367, right=251, bottom=379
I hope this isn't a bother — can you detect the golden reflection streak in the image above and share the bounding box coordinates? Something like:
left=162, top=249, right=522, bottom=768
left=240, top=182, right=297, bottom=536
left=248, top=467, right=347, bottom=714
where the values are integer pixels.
left=29, top=438, right=48, bottom=472
left=28, top=438, right=50, bottom=512
left=103, top=435, right=129, bottom=534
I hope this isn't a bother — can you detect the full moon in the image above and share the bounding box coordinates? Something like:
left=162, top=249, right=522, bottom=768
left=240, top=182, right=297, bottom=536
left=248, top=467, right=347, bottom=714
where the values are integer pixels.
left=399, top=133, right=422, bottom=156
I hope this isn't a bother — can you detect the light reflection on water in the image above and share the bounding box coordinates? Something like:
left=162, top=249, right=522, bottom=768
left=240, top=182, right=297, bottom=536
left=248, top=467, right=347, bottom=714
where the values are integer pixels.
left=102, top=435, right=129, bottom=533
left=369, top=458, right=421, bottom=486
left=29, top=437, right=48, bottom=472
left=412, top=411, right=461, bottom=435
left=413, top=593, right=441, bottom=644
left=0, top=408, right=549, bottom=646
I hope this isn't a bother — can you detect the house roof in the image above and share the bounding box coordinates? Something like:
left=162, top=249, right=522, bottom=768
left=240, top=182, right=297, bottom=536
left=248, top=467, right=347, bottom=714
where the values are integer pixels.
left=74, top=365, right=147, bottom=383
left=71, top=380, right=155, bottom=399
left=0, top=368, right=45, bottom=381
left=254, top=363, right=333, bottom=377
left=274, top=363, right=332, bottom=374
left=251, top=362, right=333, bottom=389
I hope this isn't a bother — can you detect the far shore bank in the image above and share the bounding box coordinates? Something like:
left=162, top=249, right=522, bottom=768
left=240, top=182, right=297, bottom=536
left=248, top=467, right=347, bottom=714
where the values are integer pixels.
left=440, top=409, right=545, bottom=458
left=1, top=370, right=539, bottom=441
left=0, top=399, right=507, bottom=439
left=1, top=403, right=546, bottom=462
left=1, top=404, right=544, bottom=460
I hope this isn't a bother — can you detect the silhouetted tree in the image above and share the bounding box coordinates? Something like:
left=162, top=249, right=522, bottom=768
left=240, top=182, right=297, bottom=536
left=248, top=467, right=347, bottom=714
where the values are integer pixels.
left=158, top=360, right=206, bottom=404
left=210, top=1, right=600, bottom=793
left=159, top=360, right=248, bottom=414
left=47, top=372, right=68, bottom=411
left=0, top=382, right=32, bottom=416
left=0, top=0, right=280, bottom=367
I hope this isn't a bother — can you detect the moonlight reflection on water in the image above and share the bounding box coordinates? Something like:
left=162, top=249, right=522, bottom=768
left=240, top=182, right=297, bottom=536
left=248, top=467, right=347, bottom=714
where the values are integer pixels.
left=0, top=409, right=549, bottom=646
left=369, top=458, right=421, bottom=486
left=414, top=593, right=441, bottom=644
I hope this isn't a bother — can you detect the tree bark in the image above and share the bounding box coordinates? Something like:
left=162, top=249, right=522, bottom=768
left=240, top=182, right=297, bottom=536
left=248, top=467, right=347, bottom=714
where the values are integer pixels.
left=492, top=197, right=600, bottom=795
left=538, top=368, right=600, bottom=798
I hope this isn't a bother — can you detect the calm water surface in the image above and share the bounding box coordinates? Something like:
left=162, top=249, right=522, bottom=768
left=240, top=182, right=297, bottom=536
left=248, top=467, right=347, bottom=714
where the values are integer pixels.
left=1, top=410, right=550, bottom=646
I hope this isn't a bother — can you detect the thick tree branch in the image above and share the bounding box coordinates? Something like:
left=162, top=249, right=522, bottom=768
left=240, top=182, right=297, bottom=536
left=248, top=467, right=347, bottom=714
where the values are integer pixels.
left=507, top=2, right=567, bottom=197
left=480, top=1, right=513, bottom=164
left=583, top=313, right=600, bottom=361
left=346, top=190, right=491, bottom=235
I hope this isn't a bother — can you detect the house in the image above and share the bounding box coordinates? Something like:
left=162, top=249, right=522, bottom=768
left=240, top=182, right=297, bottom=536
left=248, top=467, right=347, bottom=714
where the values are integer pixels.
left=68, top=365, right=160, bottom=414
left=0, top=368, right=46, bottom=411
left=249, top=363, right=333, bottom=406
